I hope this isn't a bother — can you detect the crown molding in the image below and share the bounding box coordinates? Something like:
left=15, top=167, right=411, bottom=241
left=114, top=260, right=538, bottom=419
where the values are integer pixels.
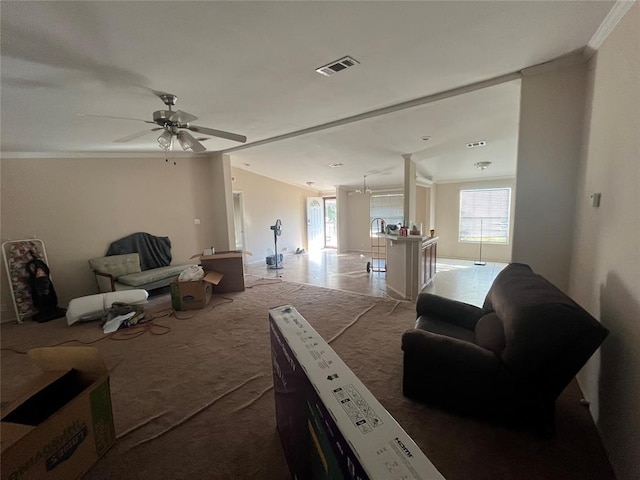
left=0, top=151, right=212, bottom=159
left=434, top=175, right=516, bottom=185
left=585, top=0, right=636, bottom=58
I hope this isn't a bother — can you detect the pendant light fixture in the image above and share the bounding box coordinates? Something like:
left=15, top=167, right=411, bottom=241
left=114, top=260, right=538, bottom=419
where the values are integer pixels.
left=355, top=175, right=372, bottom=194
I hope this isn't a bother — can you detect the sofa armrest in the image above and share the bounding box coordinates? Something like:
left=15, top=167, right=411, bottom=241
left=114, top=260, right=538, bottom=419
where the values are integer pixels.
left=402, top=328, right=501, bottom=374
left=94, top=271, right=116, bottom=293
left=401, top=329, right=514, bottom=411
left=402, top=328, right=549, bottom=429
left=415, top=293, right=482, bottom=330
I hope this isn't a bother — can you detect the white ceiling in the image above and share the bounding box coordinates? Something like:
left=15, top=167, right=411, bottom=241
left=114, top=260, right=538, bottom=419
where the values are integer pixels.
left=1, top=1, right=616, bottom=191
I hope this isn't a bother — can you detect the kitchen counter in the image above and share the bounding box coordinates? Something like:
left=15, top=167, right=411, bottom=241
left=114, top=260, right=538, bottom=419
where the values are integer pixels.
left=385, top=235, right=438, bottom=301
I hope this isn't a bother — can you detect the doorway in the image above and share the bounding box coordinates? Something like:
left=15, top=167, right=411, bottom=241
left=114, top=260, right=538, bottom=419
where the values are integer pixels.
left=324, top=197, right=337, bottom=248
left=306, top=197, right=324, bottom=251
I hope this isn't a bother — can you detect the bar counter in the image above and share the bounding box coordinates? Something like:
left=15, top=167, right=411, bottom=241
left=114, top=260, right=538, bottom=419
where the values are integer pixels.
left=385, top=235, right=438, bottom=301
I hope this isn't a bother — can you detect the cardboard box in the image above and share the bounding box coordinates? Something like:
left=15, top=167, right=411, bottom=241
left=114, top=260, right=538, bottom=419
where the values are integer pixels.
left=269, top=305, right=445, bottom=480
left=1, top=347, right=115, bottom=480
left=170, top=271, right=222, bottom=311
left=191, top=251, right=245, bottom=293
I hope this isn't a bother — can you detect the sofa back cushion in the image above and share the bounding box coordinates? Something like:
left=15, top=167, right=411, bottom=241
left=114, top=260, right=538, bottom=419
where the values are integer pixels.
left=482, top=263, right=608, bottom=380
left=89, top=253, right=141, bottom=278
left=474, top=313, right=506, bottom=354
left=106, top=232, right=172, bottom=271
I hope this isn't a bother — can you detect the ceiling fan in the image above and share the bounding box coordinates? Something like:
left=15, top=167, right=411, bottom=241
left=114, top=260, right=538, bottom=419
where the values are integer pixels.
left=81, top=91, right=247, bottom=152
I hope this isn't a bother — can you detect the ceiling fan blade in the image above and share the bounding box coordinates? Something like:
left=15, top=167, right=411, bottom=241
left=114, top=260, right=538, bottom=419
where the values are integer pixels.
left=78, top=113, right=154, bottom=124
left=113, top=128, right=162, bottom=143
left=187, top=125, right=247, bottom=143
left=169, top=110, right=198, bottom=124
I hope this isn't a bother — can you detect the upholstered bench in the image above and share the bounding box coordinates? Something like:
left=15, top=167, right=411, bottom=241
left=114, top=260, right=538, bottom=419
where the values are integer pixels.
left=89, top=253, right=191, bottom=293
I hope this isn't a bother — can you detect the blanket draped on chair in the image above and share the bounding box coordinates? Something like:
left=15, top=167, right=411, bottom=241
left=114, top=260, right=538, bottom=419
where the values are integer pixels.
left=106, top=232, right=172, bottom=270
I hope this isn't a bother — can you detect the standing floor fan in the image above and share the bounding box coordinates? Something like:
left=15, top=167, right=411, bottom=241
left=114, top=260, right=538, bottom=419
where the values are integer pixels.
left=269, top=219, right=283, bottom=270
left=474, top=219, right=486, bottom=266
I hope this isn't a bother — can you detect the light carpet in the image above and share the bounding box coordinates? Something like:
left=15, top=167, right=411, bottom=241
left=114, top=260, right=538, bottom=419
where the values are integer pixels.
left=1, top=277, right=613, bottom=479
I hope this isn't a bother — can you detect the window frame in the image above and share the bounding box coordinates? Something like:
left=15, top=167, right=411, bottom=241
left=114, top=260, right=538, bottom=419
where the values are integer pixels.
left=369, top=193, right=404, bottom=229
left=458, top=187, right=512, bottom=245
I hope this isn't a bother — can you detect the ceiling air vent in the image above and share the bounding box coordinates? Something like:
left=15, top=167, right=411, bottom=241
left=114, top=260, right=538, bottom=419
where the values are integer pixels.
left=466, top=140, right=487, bottom=148
left=316, top=56, right=360, bottom=77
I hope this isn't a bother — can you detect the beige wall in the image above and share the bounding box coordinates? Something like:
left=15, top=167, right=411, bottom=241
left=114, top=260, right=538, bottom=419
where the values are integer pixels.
left=230, top=167, right=314, bottom=262
left=344, top=191, right=372, bottom=252
left=0, top=157, right=313, bottom=320
left=341, top=189, right=413, bottom=253
left=209, top=153, right=236, bottom=251
left=0, top=156, right=223, bottom=316
left=340, top=178, right=513, bottom=263
left=569, top=4, right=640, bottom=478
left=512, top=62, right=587, bottom=291
left=434, top=179, right=515, bottom=263
left=336, top=186, right=349, bottom=253
left=415, top=185, right=430, bottom=235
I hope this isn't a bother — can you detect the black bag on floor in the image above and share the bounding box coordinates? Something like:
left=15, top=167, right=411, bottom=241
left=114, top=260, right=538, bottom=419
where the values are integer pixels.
left=25, top=251, right=66, bottom=323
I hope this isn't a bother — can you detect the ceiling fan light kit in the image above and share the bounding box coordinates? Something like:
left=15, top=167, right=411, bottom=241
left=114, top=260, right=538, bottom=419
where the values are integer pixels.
left=157, top=130, right=173, bottom=150
left=177, top=131, right=207, bottom=153
left=87, top=91, right=247, bottom=152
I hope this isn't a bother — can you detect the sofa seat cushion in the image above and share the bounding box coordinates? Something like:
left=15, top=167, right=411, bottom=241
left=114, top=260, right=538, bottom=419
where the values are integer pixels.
left=474, top=313, right=506, bottom=354
left=416, top=316, right=475, bottom=344
left=118, top=264, right=191, bottom=287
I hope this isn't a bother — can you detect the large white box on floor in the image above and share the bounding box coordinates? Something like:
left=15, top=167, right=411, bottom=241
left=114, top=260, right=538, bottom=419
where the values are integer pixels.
left=269, top=304, right=445, bottom=480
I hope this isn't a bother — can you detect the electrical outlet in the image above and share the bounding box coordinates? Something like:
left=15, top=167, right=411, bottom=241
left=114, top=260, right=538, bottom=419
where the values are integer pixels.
left=194, top=218, right=201, bottom=225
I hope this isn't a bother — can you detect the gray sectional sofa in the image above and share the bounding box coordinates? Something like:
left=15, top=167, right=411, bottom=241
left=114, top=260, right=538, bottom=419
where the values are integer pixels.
left=88, top=233, right=192, bottom=293
left=89, top=253, right=191, bottom=293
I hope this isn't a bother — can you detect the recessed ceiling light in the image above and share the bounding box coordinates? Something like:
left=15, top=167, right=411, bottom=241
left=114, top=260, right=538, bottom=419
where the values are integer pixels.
left=328, top=163, right=344, bottom=168
left=467, top=140, right=487, bottom=148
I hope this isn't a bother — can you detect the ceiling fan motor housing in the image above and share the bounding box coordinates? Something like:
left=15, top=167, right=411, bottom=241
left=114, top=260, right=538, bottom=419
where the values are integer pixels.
left=153, top=110, right=182, bottom=127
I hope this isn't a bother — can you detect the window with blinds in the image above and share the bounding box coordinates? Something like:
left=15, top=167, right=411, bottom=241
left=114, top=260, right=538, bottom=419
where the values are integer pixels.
left=459, top=188, right=511, bottom=243
left=370, top=194, right=404, bottom=227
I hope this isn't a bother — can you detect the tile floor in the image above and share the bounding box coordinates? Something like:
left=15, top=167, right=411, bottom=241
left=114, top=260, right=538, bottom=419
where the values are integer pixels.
left=245, top=249, right=507, bottom=307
